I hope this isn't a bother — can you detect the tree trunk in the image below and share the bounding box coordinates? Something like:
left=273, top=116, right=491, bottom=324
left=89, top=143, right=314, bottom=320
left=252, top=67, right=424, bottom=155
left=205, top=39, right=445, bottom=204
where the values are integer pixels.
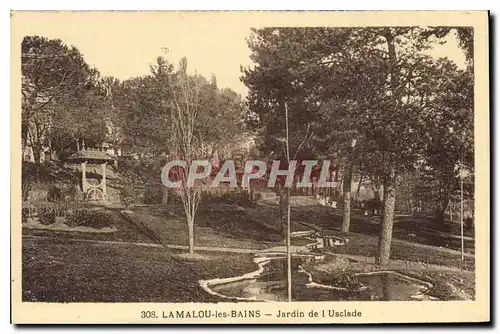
left=376, top=171, right=396, bottom=266
left=435, top=197, right=450, bottom=231
left=376, top=31, right=398, bottom=266
left=372, top=179, right=381, bottom=202
left=334, top=165, right=339, bottom=200
left=356, top=174, right=363, bottom=199
left=342, top=164, right=354, bottom=232
left=32, top=145, right=42, bottom=164
left=47, top=138, right=53, bottom=161
left=449, top=202, right=453, bottom=222
left=435, top=209, right=446, bottom=230
left=187, top=215, right=195, bottom=255
left=162, top=187, right=169, bottom=204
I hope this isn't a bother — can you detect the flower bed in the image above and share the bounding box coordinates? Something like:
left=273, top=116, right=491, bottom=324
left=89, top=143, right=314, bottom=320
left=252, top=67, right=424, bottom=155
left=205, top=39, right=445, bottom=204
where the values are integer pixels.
left=22, top=201, right=118, bottom=232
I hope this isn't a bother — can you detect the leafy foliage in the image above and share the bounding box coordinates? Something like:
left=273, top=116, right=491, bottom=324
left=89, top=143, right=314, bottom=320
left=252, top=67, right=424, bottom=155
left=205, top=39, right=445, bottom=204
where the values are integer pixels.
left=119, top=184, right=142, bottom=208
left=241, top=27, right=475, bottom=262
left=22, top=36, right=102, bottom=162
left=65, top=210, right=115, bottom=229
left=37, top=207, right=56, bottom=226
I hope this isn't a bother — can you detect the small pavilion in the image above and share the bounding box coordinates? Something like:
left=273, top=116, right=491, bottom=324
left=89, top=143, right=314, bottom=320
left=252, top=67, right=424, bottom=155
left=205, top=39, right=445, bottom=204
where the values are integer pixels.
left=66, top=148, right=116, bottom=202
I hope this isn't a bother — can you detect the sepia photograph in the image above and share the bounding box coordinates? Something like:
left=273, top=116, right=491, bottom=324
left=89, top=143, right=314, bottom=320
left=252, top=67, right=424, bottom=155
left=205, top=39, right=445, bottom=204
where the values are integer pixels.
left=10, top=10, right=489, bottom=324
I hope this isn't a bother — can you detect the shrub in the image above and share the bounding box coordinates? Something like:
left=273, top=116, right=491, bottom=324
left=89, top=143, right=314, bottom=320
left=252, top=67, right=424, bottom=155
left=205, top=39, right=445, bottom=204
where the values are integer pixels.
left=22, top=207, right=29, bottom=224
left=359, top=198, right=383, bottom=215
left=27, top=182, right=49, bottom=202
left=465, top=216, right=474, bottom=230
left=22, top=178, right=32, bottom=202
left=60, top=185, right=83, bottom=202
left=47, top=185, right=63, bottom=203
left=22, top=203, right=38, bottom=223
left=120, top=184, right=141, bottom=208
left=64, top=209, right=84, bottom=227
left=166, top=190, right=183, bottom=204
left=39, top=201, right=75, bottom=217
left=38, top=207, right=56, bottom=226
left=202, top=190, right=256, bottom=206
left=65, top=209, right=115, bottom=229
left=143, top=185, right=163, bottom=205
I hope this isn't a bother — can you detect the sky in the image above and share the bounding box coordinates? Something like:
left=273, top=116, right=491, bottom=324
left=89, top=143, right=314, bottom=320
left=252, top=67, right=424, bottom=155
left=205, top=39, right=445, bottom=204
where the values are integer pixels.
left=14, top=12, right=467, bottom=98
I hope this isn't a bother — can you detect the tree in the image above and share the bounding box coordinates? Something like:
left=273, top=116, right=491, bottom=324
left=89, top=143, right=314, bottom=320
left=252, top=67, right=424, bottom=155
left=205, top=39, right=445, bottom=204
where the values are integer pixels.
left=99, top=76, right=126, bottom=153
left=315, top=99, right=362, bottom=232
left=421, top=27, right=474, bottom=65
left=344, top=28, right=441, bottom=265
left=117, top=67, right=175, bottom=157
left=416, top=61, right=474, bottom=228
left=21, top=35, right=99, bottom=163
left=242, top=28, right=330, bottom=238
left=416, top=27, right=475, bottom=228
left=153, top=57, right=206, bottom=255
left=333, top=28, right=473, bottom=263
left=313, top=27, right=458, bottom=265
left=196, top=86, right=249, bottom=159
left=242, top=26, right=470, bottom=265
left=48, top=85, right=109, bottom=156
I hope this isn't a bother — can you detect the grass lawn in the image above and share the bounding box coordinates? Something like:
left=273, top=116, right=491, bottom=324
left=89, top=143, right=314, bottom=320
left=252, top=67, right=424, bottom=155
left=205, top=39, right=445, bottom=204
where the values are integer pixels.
left=21, top=200, right=475, bottom=302
left=22, top=237, right=257, bottom=303
left=23, top=203, right=283, bottom=250
left=324, top=230, right=474, bottom=271
left=390, top=217, right=475, bottom=253
left=402, top=270, right=475, bottom=300
left=128, top=203, right=474, bottom=273
left=282, top=204, right=475, bottom=253
left=128, top=204, right=283, bottom=250
left=23, top=202, right=474, bottom=270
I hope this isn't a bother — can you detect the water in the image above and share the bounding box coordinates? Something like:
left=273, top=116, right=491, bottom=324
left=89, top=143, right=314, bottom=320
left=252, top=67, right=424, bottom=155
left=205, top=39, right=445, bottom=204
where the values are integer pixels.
left=206, top=255, right=436, bottom=302
left=201, top=232, right=436, bottom=302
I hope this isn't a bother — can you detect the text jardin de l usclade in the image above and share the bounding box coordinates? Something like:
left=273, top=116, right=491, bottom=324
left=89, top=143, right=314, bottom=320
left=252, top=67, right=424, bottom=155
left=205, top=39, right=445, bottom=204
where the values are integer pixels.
left=155, top=308, right=362, bottom=320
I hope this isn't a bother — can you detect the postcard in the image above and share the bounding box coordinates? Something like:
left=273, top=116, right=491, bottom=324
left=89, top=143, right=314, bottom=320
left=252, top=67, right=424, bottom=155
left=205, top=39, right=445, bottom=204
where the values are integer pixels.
left=11, top=10, right=490, bottom=324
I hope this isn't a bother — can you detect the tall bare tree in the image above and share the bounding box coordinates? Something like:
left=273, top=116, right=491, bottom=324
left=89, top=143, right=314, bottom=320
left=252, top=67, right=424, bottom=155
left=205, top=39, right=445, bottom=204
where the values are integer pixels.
left=162, top=57, right=203, bottom=255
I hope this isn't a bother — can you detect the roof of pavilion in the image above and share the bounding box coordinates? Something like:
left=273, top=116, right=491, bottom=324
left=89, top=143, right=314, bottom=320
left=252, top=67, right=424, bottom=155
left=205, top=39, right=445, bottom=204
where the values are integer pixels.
left=66, top=149, right=115, bottom=162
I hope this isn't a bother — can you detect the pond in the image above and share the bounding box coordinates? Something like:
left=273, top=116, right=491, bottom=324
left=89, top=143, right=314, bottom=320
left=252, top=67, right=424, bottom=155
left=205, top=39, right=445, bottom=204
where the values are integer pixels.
left=201, top=235, right=437, bottom=302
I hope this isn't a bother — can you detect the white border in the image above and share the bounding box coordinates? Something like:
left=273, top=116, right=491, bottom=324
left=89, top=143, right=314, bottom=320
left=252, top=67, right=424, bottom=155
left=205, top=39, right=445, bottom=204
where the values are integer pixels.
left=3, top=1, right=497, bottom=333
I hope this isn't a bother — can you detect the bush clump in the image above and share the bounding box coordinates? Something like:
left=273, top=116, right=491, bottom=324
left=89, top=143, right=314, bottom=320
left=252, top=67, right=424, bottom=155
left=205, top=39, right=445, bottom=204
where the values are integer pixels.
left=120, top=184, right=141, bottom=208
left=202, top=190, right=258, bottom=206
left=332, top=272, right=362, bottom=291
left=38, top=208, right=56, bottom=226
left=143, top=185, right=163, bottom=205
left=47, top=185, right=63, bottom=203
left=22, top=206, right=33, bottom=224
left=65, top=209, right=115, bottom=229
